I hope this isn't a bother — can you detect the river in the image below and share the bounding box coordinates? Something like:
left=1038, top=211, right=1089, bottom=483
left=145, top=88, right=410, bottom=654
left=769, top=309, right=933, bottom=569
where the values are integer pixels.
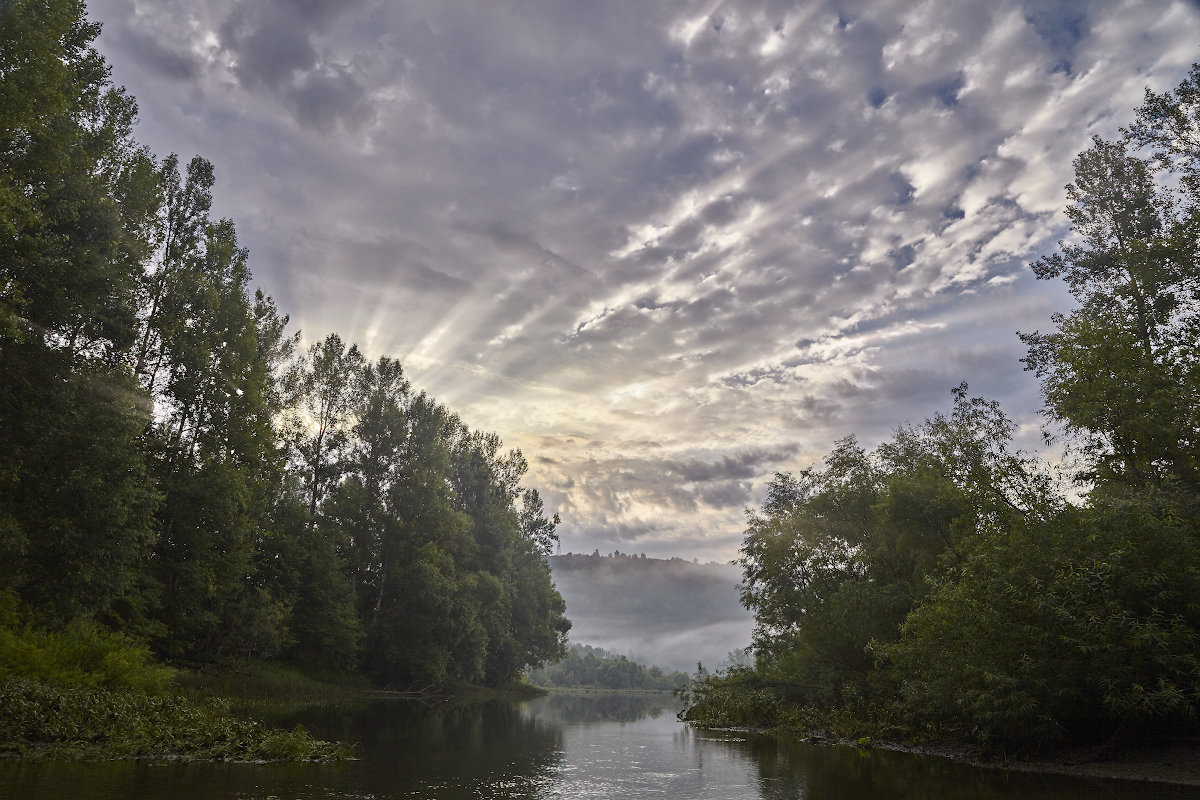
left=1, top=692, right=1198, bottom=799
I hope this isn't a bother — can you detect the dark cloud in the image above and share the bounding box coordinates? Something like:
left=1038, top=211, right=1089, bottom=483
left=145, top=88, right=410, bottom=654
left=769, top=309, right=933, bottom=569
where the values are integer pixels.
left=923, top=72, right=966, bottom=108
left=1024, top=2, right=1090, bottom=54
left=667, top=448, right=798, bottom=483
left=114, top=26, right=201, bottom=81
left=220, top=4, right=319, bottom=89
left=287, top=65, right=372, bottom=130
left=217, top=0, right=374, bottom=128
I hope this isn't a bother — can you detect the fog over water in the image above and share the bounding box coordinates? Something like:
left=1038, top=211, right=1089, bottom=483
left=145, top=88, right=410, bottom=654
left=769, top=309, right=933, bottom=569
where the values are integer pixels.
left=550, top=554, right=754, bottom=672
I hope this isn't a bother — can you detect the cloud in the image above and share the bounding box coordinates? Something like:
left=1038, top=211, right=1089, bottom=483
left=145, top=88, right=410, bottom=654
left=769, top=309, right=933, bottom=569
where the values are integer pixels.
left=86, top=0, right=1200, bottom=561
left=666, top=448, right=799, bottom=483
left=214, top=0, right=376, bottom=130
left=287, top=65, right=373, bottom=131
left=113, top=25, right=203, bottom=81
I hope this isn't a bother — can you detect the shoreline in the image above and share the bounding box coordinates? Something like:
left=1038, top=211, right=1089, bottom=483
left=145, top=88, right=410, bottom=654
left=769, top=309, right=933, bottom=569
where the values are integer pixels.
left=865, top=738, right=1200, bottom=787
left=704, top=726, right=1200, bottom=787
left=961, top=742, right=1200, bottom=787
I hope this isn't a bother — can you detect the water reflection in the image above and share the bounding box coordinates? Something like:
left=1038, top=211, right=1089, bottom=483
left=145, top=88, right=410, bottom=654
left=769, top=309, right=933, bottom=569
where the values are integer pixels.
left=722, top=730, right=1200, bottom=800
left=2, top=693, right=1200, bottom=799
left=525, top=689, right=674, bottom=724
left=289, top=698, right=566, bottom=797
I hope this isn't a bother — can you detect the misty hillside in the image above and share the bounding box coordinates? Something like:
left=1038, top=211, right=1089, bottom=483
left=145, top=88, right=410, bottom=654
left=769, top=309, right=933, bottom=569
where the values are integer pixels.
left=549, top=553, right=754, bottom=673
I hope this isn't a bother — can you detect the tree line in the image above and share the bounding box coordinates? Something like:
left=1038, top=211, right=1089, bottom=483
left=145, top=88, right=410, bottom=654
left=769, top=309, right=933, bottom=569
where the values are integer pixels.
left=526, top=643, right=690, bottom=691
left=682, top=67, right=1200, bottom=752
left=0, top=0, right=568, bottom=688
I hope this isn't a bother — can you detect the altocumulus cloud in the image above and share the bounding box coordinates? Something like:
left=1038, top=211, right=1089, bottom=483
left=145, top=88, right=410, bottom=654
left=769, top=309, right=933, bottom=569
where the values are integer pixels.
left=87, top=0, right=1200, bottom=561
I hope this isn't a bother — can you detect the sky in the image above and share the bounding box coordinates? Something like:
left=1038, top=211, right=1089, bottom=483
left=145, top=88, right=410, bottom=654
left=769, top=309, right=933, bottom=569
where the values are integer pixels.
left=86, top=0, right=1200, bottom=563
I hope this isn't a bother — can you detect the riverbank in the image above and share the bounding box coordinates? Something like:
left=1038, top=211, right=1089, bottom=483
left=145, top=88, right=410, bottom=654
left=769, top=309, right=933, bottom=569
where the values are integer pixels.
left=0, top=658, right=554, bottom=763
left=761, top=731, right=1200, bottom=788
left=0, top=613, right=348, bottom=761
left=967, top=740, right=1200, bottom=787
left=0, top=677, right=350, bottom=762
left=679, top=670, right=1200, bottom=788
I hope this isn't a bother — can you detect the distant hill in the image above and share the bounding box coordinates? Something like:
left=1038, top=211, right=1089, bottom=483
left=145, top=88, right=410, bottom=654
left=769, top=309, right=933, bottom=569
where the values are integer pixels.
left=549, top=553, right=754, bottom=673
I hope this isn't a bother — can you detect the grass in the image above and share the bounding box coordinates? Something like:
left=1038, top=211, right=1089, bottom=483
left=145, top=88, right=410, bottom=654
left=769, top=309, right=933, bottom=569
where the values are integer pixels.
left=0, top=614, right=174, bottom=693
left=176, top=662, right=370, bottom=704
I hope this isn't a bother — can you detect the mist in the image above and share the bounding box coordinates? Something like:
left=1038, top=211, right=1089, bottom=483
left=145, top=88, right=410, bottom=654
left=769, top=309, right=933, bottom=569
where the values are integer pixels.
left=549, top=553, right=754, bottom=673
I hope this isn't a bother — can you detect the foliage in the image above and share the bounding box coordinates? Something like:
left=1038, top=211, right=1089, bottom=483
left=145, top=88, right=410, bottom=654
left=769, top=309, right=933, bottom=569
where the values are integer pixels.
left=735, top=386, right=1054, bottom=711
left=688, top=385, right=1200, bottom=751
left=526, top=643, right=689, bottom=691
left=1019, top=135, right=1200, bottom=493
left=319, top=368, right=569, bottom=688
left=0, top=679, right=349, bottom=761
left=0, top=0, right=160, bottom=624
left=884, top=491, right=1200, bottom=750
left=0, top=595, right=174, bottom=693
left=676, top=665, right=783, bottom=728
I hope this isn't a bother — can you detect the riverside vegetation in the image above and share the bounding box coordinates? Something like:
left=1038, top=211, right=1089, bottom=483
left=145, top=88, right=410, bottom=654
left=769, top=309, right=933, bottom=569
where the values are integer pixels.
left=0, top=1, right=568, bottom=759
left=680, top=67, right=1200, bottom=756
left=526, top=643, right=691, bottom=691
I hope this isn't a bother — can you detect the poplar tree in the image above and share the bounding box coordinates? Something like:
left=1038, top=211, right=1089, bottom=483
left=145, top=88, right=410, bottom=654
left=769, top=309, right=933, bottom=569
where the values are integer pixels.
left=0, top=0, right=159, bottom=623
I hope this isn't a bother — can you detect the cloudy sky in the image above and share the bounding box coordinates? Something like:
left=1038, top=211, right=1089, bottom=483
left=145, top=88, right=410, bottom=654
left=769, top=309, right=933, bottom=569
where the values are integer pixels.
left=87, top=0, right=1199, bottom=562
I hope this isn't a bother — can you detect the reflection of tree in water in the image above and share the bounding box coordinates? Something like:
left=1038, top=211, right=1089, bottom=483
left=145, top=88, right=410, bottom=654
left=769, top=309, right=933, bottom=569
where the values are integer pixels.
left=278, top=699, right=566, bottom=796
left=527, top=691, right=676, bottom=724
left=739, top=736, right=1176, bottom=800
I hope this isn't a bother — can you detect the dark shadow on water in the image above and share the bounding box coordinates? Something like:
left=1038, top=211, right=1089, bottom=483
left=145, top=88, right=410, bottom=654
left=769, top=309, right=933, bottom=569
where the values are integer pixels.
left=730, top=732, right=1200, bottom=800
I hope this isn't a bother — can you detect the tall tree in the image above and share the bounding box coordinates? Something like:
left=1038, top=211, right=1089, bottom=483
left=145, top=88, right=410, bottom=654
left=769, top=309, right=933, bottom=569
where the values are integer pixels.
left=1019, top=137, right=1200, bottom=492
left=133, top=155, right=214, bottom=401
left=286, top=333, right=365, bottom=525
left=144, top=217, right=300, bottom=662
left=0, top=0, right=160, bottom=623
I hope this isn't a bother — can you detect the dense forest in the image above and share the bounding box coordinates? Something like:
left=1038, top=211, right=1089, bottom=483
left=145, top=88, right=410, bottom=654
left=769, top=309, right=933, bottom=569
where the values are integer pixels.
left=682, top=68, right=1200, bottom=753
left=0, top=1, right=568, bottom=691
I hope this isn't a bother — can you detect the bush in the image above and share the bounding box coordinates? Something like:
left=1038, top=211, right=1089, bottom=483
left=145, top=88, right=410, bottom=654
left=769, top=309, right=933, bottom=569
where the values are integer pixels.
left=0, top=678, right=350, bottom=761
left=0, top=594, right=174, bottom=693
left=883, top=493, right=1200, bottom=751
left=677, top=666, right=783, bottom=729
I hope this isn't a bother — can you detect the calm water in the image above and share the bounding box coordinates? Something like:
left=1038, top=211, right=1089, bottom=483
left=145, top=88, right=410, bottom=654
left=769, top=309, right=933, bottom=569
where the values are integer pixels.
left=1, top=692, right=1198, bottom=799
